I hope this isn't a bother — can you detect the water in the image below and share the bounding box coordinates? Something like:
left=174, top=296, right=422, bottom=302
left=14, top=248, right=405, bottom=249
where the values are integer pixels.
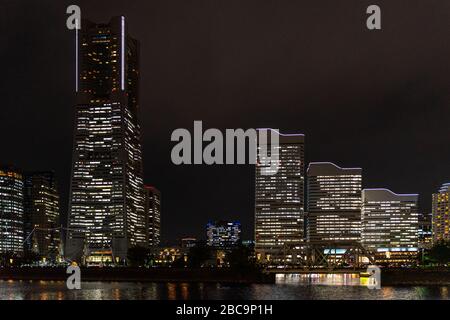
left=0, top=274, right=449, bottom=300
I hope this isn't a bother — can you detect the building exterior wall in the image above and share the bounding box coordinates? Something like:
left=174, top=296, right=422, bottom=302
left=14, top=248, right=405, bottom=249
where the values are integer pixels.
left=432, top=183, right=450, bottom=243
left=23, top=172, right=60, bottom=260
left=144, top=186, right=161, bottom=248
left=0, top=166, right=24, bottom=255
left=307, top=162, right=362, bottom=246
left=207, top=221, right=241, bottom=249
left=255, top=129, right=305, bottom=264
left=67, top=16, right=145, bottom=262
left=362, top=189, right=419, bottom=264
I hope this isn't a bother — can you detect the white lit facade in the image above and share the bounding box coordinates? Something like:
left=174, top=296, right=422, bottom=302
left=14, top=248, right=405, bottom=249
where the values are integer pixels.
left=255, top=130, right=305, bottom=264
left=307, top=162, right=362, bottom=245
left=362, top=189, right=419, bottom=264
left=0, top=167, right=24, bottom=254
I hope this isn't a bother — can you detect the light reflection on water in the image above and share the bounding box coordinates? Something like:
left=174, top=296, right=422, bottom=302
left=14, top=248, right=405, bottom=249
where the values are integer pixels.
left=0, top=277, right=449, bottom=300
left=276, top=273, right=362, bottom=286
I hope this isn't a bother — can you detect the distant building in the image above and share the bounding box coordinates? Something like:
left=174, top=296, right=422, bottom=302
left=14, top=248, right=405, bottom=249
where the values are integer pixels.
left=180, top=237, right=197, bottom=249
left=255, top=129, right=305, bottom=264
left=362, top=189, right=419, bottom=264
left=418, top=212, right=433, bottom=249
left=432, top=183, right=450, bottom=243
left=23, top=172, right=61, bottom=260
left=66, top=16, right=146, bottom=263
left=207, top=221, right=241, bottom=248
left=144, top=186, right=161, bottom=247
left=307, top=162, right=362, bottom=246
left=242, top=240, right=255, bottom=248
left=151, top=246, right=187, bottom=267
left=0, top=166, right=24, bottom=255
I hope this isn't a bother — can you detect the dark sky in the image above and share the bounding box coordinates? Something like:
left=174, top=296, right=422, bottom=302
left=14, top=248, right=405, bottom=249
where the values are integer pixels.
left=1, top=0, right=449, bottom=244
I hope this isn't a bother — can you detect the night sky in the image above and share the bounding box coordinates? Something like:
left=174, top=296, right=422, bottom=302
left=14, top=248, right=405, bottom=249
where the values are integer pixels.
left=1, top=0, right=449, bottom=244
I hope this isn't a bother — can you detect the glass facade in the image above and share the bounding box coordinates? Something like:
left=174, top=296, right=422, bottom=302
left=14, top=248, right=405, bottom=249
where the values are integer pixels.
left=0, top=167, right=24, bottom=254
left=255, top=130, right=305, bottom=264
left=144, top=186, right=161, bottom=248
left=23, top=172, right=60, bottom=260
left=307, top=162, right=362, bottom=245
left=361, top=189, right=419, bottom=264
left=67, top=16, right=145, bottom=262
left=207, top=221, right=241, bottom=249
left=432, top=183, right=450, bottom=243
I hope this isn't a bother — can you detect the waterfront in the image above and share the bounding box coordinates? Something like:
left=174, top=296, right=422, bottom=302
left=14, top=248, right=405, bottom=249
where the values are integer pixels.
left=0, top=274, right=449, bottom=300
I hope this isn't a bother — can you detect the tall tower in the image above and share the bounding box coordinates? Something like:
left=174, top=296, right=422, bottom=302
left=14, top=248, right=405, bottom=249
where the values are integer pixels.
left=23, top=172, right=61, bottom=260
left=67, top=17, right=145, bottom=263
left=0, top=166, right=24, bottom=255
left=362, top=189, right=419, bottom=264
left=432, top=183, right=450, bottom=243
left=307, top=162, right=362, bottom=246
left=144, top=186, right=161, bottom=248
left=255, top=129, right=305, bottom=265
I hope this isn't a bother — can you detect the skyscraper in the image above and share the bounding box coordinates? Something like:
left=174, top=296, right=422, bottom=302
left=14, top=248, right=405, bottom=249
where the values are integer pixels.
left=432, top=183, right=450, bottom=243
left=144, top=186, right=161, bottom=248
left=255, top=129, right=305, bottom=264
left=23, top=172, right=60, bottom=260
left=0, top=166, right=24, bottom=255
left=307, top=162, right=362, bottom=246
left=207, top=221, right=241, bottom=249
left=361, top=189, right=419, bottom=264
left=66, top=16, right=146, bottom=263
left=418, top=212, right=433, bottom=249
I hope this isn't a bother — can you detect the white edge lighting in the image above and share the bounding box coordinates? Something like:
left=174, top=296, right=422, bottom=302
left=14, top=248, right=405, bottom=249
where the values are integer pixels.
left=75, top=19, right=79, bottom=92
left=121, top=16, right=125, bottom=91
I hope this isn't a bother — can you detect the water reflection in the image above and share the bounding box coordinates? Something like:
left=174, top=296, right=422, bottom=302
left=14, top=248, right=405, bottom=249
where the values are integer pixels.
left=276, top=273, right=361, bottom=286
left=0, top=278, right=449, bottom=300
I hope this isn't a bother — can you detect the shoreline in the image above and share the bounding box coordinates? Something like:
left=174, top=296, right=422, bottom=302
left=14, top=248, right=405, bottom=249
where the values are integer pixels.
left=0, top=267, right=275, bottom=284
left=2, top=267, right=450, bottom=286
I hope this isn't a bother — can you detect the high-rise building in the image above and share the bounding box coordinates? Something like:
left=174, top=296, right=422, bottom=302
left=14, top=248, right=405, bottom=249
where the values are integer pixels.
left=66, top=16, right=146, bottom=263
left=144, top=186, right=161, bottom=248
left=361, top=189, right=419, bottom=264
left=432, top=183, right=450, bottom=243
left=0, top=166, right=24, bottom=254
left=307, top=162, right=362, bottom=245
left=418, top=212, right=433, bottom=249
left=255, top=129, right=305, bottom=264
left=23, top=172, right=60, bottom=260
left=207, top=221, right=241, bottom=248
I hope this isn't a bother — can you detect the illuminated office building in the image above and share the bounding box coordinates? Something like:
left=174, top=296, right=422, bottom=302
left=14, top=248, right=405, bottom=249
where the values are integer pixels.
left=307, top=162, right=362, bottom=245
left=207, top=221, right=241, bottom=248
left=361, top=189, right=419, bottom=264
left=418, top=212, right=433, bottom=249
left=67, top=16, right=146, bottom=263
left=144, top=186, right=161, bottom=248
left=432, top=183, right=450, bottom=243
left=23, top=172, right=61, bottom=260
left=0, top=166, right=24, bottom=254
left=255, top=129, right=305, bottom=263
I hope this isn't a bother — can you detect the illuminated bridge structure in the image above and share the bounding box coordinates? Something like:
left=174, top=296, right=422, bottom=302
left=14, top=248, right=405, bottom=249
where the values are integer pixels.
left=264, top=242, right=376, bottom=272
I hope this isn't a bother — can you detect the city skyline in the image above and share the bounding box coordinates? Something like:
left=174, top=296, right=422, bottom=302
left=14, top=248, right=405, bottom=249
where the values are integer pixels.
left=1, top=1, right=449, bottom=243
